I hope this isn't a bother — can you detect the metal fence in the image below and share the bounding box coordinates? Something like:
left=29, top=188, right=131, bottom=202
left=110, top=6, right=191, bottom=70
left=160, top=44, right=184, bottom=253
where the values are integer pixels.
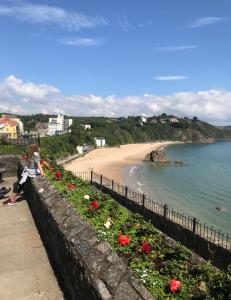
left=0, top=135, right=40, bottom=155
left=74, top=170, right=231, bottom=251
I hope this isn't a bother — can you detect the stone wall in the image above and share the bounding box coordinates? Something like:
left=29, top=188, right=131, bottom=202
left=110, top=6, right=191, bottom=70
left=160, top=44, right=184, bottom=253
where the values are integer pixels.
left=18, top=163, right=155, bottom=300
left=0, top=155, right=18, bottom=177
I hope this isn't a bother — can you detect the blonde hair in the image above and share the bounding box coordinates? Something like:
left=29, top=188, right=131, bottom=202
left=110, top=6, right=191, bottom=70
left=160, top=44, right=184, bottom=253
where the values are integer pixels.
left=28, top=143, right=39, bottom=157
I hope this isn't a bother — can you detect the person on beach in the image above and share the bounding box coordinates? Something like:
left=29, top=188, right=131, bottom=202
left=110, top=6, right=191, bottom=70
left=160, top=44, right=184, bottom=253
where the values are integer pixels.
left=3, top=143, right=45, bottom=206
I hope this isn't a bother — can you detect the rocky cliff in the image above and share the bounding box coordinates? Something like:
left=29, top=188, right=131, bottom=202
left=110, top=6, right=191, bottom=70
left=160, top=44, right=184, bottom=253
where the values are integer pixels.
left=144, top=149, right=170, bottom=164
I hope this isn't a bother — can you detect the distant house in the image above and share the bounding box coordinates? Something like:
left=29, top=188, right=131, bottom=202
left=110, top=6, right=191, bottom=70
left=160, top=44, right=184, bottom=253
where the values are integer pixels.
left=94, top=137, right=106, bottom=147
left=141, top=117, right=147, bottom=123
left=81, top=124, right=91, bottom=130
left=169, top=117, right=179, bottom=123
left=0, top=114, right=24, bottom=139
left=149, top=118, right=158, bottom=124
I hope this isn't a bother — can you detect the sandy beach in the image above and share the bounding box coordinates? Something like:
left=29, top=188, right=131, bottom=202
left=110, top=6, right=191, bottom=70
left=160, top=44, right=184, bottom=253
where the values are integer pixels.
left=65, top=141, right=181, bottom=183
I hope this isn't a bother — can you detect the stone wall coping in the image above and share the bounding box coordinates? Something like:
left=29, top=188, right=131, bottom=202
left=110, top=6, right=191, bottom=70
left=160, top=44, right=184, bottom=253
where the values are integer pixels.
left=28, top=174, right=155, bottom=300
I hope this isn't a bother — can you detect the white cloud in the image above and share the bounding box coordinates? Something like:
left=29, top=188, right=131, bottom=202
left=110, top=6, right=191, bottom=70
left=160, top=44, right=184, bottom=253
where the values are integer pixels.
left=188, top=17, right=228, bottom=28
left=59, top=36, right=103, bottom=47
left=155, top=45, right=197, bottom=51
left=1, top=75, right=231, bottom=125
left=115, top=14, right=152, bottom=32
left=155, top=75, right=188, bottom=81
left=0, top=3, right=108, bottom=31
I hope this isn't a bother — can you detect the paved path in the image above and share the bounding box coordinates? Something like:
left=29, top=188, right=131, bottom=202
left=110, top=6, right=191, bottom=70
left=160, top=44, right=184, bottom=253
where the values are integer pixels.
left=0, top=177, right=64, bottom=300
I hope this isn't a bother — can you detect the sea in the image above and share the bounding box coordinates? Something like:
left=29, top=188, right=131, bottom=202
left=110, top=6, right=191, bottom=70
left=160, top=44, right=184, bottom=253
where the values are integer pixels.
left=123, top=141, right=231, bottom=234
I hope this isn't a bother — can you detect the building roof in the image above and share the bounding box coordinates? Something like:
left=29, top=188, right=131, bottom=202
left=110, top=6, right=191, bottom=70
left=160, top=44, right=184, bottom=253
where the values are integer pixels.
left=0, top=117, right=17, bottom=126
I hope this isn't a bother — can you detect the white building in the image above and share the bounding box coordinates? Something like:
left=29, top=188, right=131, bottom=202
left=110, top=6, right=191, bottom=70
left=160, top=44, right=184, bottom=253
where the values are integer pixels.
left=94, top=137, right=106, bottom=147
left=141, top=117, right=147, bottom=123
left=81, top=124, right=91, bottom=130
left=13, top=118, right=24, bottom=133
left=169, top=117, right=179, bottom=123
left=64, top=118, right=73, bottom=131
left=48, top=115, right=73, bottom=136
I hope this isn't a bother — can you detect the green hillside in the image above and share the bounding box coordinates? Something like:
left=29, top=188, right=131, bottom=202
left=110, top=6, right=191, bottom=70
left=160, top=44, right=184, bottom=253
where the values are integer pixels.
left=19, top=114, right=231, bottom=158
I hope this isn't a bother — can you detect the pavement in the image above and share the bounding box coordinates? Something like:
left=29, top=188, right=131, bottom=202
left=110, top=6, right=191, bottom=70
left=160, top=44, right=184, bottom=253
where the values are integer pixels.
left=0, top=177, right=64, bottom=300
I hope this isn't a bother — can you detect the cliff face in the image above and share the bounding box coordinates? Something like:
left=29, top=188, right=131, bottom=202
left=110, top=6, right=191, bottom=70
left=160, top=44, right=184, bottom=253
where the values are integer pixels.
left=175, top=128, right=215, bottom=144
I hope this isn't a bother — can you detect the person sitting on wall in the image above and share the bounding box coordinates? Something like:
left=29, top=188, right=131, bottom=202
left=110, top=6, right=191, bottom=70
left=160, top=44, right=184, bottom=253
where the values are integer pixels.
left=2, top=143, right=45, bottom=206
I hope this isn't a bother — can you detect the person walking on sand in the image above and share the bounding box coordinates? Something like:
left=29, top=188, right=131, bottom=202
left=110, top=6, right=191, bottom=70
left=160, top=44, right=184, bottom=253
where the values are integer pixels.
left=3, top=143, right=45, bottom=206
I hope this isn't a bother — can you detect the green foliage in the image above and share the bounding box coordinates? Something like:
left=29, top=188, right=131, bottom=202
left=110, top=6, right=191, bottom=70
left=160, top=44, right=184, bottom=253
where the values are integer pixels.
left=40, top=134, right=77, bottom=159
left=42, top=160, right=231, bottom=300
left=19, top=114, right=231, bottom=160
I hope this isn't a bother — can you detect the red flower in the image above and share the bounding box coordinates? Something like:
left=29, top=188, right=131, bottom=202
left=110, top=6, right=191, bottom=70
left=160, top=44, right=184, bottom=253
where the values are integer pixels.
left=117, top=234, right=130, bottom=246
left=142, top=242, right=152, bottom=254
left=170, top=279, right=181, bottom=293
left=55, top=170, right=62, bottom=180
left=91, top=201, right=99, bottom=209
left=66, top=184, right=75, bottom=189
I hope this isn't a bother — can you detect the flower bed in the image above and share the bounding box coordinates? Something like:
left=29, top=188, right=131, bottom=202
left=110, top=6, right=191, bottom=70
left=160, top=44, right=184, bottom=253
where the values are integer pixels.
left=44, top=163, right=230, bottom=300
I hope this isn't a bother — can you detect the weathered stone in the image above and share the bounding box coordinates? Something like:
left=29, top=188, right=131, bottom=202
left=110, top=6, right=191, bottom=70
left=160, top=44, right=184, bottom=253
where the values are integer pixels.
left=95, top=279, right=112, bottom=300
left=84, top=248, right=106, bottom=275
left=107, top=251, right=120, bottom=264
left=96, top=241, right=112, bottom=255
left=101, top=261, right=127, bottom=293
left=113, top=280, right=140, bottom=300
left=126, top=270, right=156, bottom=300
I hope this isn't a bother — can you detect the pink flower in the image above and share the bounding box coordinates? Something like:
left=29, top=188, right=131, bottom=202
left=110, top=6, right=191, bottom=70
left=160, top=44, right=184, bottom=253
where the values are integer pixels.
left=91, top=201, right=99, bottom=209
left=142, top=242, right=152, bottom=254
left=170, top=279, right=181, bottom=293
left=66, top=184, right=75, bottom=189
left=117, top=234, right=130, bottom=246
left=55, top=170, right=61, bottom=180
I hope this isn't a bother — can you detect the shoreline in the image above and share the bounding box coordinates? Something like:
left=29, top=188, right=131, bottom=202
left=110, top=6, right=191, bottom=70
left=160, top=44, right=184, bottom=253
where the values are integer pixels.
left=64, top=141, right=183, bottom=183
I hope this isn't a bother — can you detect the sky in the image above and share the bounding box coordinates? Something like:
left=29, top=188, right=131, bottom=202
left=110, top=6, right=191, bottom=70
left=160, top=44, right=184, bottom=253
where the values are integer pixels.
left=0, top=0, right=231, bottom=124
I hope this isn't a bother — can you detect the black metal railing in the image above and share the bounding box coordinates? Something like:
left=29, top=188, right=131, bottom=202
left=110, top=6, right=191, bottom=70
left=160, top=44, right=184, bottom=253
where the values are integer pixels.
left=74, top=171, right=231, bottom=251
left=0, top=135, right=40, bottom=155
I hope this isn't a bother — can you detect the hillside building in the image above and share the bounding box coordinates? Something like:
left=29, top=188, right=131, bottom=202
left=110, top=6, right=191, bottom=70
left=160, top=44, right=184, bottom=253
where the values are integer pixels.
left=0, top=114, right=24, bottom=139
left=94, top=137, right=106, bottom=147
left=48, top=115, right=72, bottom=136
left=81, top=124, right=91, bottom=130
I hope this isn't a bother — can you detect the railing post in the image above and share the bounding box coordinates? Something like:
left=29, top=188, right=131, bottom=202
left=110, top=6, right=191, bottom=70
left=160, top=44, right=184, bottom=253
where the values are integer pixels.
left=125, top=186, right=128, bottom=207
left=142, top=194, right=146, bottom=215
left=193, top=217, right=197, bottom=235
left=192, top=217, right=197, bottom=250
left=90, top=170, right=93, bottom=184
left=125, top=186, right=128, bottom=198
left=100, top=174, right=103, bottom=189
left=163, top=204, right=168, bottom=219
left=111, top=180, right=114, bottom=191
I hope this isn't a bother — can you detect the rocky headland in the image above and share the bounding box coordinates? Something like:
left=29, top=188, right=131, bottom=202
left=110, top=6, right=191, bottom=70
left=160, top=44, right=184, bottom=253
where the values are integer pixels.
left=144, top=148, right=186, bottom=166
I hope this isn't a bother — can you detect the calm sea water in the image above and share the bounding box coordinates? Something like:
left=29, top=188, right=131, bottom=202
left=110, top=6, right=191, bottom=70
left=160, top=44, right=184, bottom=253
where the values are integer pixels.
left=123, top=141, right=231, bottom=234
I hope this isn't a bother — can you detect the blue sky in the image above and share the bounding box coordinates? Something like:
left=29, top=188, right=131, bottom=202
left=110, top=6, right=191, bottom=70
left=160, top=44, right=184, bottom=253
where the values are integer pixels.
left=0, top=0, right=231, bottom=124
